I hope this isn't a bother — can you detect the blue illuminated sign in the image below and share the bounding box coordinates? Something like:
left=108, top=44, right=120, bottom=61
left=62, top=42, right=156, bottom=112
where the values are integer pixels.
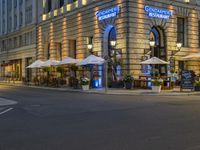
left=144, top=6, right=173, bottom=19
left=96, top=6, right=120, bottom=21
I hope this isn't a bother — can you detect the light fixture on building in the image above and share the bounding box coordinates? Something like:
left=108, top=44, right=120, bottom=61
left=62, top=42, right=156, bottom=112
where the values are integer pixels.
left=110, top=40, right=116, bottom=47
left=172, top=42, right=183, bottom=56
left=185, top=0, right=190, bottom=3
left=176, top=42, right=182, bottom=51
left=87, top=44, right=93, bottom=54
left=87, top=44, right=93, bottom=50
left=149, top=38, right=156, bottom=47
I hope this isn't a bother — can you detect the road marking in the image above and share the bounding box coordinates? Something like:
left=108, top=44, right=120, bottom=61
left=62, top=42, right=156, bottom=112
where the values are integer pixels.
left=0, top=108, right=13, bottom=115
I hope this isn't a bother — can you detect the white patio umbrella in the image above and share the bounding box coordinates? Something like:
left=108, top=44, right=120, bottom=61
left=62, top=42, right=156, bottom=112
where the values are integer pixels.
left=41, top=59, right=60, bottom=67
left=58, top=57, right=81, bottom=65
left=140, top=57, right=169, bottom=65
left=78, top=55, right=105, bottom=66
left=26, top=60, right=45, bottom=68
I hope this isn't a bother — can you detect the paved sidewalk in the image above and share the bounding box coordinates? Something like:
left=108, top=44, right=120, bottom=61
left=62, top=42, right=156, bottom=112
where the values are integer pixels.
left=0, top=82, right=200, bottom=96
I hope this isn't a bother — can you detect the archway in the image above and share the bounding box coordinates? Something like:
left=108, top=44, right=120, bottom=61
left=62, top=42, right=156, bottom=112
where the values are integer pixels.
left=150, top=26, right=167, bottom=76
left=102, top=25, right=121, bottom=87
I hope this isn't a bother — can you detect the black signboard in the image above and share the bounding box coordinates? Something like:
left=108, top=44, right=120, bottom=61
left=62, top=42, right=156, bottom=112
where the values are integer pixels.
left=181, top=70, right=195, bottom=90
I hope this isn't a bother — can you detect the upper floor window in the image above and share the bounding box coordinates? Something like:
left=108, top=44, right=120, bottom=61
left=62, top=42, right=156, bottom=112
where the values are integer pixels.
left=177, top=17, right=187, bottom=47
left=60, top=0, right=64, bottom=8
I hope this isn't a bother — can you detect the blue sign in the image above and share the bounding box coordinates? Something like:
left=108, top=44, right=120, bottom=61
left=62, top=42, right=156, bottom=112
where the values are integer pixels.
left=96, top=6, right=120, bottom=21
left=144, top=6, right=173, bottom=19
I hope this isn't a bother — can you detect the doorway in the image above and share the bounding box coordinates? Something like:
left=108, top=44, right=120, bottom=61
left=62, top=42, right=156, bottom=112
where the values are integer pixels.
left=150, top=26, right=167, bottom=76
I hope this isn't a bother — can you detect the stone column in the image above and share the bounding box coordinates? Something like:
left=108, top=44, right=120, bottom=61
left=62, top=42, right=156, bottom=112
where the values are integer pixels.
left=21, top=58, right=26, bottom=78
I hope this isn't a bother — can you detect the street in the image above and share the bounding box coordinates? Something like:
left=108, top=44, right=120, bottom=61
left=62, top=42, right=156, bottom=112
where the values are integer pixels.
left=0, top=85, right=200, bottom=150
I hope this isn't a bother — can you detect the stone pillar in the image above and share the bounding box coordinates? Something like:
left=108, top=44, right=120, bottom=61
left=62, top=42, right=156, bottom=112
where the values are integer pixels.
left=49, top=22, right=56, bottom=59
left=187, top=9, right=199, bottom=48
left=21, top=58, right=26, bottom=78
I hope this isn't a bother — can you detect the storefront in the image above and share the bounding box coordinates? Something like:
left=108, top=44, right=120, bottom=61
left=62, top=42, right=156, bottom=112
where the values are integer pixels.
left=38, top=0, right=200, bottom=88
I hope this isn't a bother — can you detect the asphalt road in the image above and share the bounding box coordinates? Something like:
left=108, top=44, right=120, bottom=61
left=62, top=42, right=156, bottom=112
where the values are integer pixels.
left=0, top=85, right=200, bottom=150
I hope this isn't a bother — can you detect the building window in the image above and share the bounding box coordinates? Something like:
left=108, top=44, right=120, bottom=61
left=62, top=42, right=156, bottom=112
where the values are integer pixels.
left=69, top=40, right=76, bottom=58
left=19, top=12, right=23, bottom=26
left=60, top=0, right=64, bottom=8
left=48, top=0, right=52, bottom=12
left=14, top=15, right=17, bottom=29
left=177, top=17, right=187, bottom=47
left=56, top=43, right=62, bottom=60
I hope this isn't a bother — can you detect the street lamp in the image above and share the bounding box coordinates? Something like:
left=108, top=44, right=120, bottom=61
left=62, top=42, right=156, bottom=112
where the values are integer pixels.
left=171, top=42, right=182, bottom=56
left=87, top=44, right=93, bottom=54
left=149, top=38, right=156, bottom=47
left=176, top=42, right=182, bottom=51
left=110, top=40, right=116, bottom=48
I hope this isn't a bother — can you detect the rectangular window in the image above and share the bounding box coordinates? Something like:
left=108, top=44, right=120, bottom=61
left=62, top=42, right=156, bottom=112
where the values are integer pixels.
left=69, top=40, right=76, bottom=58
left=177, top=17, right=185, bottom=46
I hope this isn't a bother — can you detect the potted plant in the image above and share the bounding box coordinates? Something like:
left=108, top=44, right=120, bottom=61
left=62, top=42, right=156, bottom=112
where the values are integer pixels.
left=80, top=77, right=90, bottom=91
left=123, top=74, right=134, bottom=89
left=194, top=80, right=200, bottom=91
left=151, top=78, right=163, bottom=93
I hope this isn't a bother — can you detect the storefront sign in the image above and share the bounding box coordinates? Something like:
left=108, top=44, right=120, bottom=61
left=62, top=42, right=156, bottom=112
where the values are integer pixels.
left=181, top=70, right=195, bottom=90
left=96, top=6, right=120, bottom=21
left=144, top=6, right=173, bottom=19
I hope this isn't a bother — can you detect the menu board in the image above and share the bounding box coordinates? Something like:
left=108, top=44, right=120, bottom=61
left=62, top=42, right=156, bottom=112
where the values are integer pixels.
left=181, top=70, right=195, bottom=90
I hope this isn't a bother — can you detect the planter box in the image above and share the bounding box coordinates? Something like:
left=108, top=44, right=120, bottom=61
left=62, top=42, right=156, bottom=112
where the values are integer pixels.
left=82, top=85, right=89, bottom=91
left=195, top=86, right=200, bottom=91
left=152, top=85, right=161, bottom=93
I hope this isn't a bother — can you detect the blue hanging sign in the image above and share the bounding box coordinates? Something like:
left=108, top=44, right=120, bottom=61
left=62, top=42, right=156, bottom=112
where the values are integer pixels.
left=144, top=6, right=173, bottom=19
left=96, top=6, right=120, bottom=21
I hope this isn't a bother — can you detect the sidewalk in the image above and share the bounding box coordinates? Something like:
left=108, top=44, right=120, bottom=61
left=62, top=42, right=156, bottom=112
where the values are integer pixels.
left=0, top=81, right=200, bottom=96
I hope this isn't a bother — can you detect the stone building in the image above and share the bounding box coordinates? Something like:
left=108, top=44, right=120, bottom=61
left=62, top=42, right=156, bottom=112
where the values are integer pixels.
left=38, top=0, right=200, bottom=87
left=0, top=0, right=40, bottom=81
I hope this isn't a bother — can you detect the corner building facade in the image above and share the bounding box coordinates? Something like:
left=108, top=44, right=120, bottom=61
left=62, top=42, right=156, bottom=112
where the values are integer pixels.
left=38, top=0, right=200, bottom=84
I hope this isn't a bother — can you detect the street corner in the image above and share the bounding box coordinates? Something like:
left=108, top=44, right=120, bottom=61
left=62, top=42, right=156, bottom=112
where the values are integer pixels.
left=0, top=97, right=18, bottom=106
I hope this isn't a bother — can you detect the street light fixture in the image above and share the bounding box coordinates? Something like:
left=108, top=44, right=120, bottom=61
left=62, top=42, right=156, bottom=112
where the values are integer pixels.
left=149, top=38, right=156, bottom=47
left=110, top=40, right=116, bottom=47
left=87, top=44, right=93, bottom=54
left=176, top=42, right=182, bottom=51
left=171, top=42, right=183, bottom=56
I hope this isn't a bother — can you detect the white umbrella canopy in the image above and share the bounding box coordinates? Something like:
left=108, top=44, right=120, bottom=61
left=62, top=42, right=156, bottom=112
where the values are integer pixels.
left=26, top=60, right=45, bottom=68
left=58, top=57, right=81, bottom=65
left=78, top=55, right=105, bottom=66
left=41, top=59, right=60, bottom=67
left=140, top=57, right=169, bottom=65
left=182, top=53, right=200, bottom=60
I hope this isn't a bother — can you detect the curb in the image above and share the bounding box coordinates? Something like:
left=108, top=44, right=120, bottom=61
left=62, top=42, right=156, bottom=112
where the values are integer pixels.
left=0, top=83, right=200, bottom=97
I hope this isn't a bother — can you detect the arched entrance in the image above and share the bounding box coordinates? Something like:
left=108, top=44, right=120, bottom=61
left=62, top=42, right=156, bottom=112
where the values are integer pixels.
left=103, top=25, right=121, bottom=87
left=150, top=26, right=167, bottom=76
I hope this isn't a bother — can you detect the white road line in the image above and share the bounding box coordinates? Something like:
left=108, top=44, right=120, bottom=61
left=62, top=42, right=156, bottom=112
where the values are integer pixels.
left=0, top=108, right=13, bottom=115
